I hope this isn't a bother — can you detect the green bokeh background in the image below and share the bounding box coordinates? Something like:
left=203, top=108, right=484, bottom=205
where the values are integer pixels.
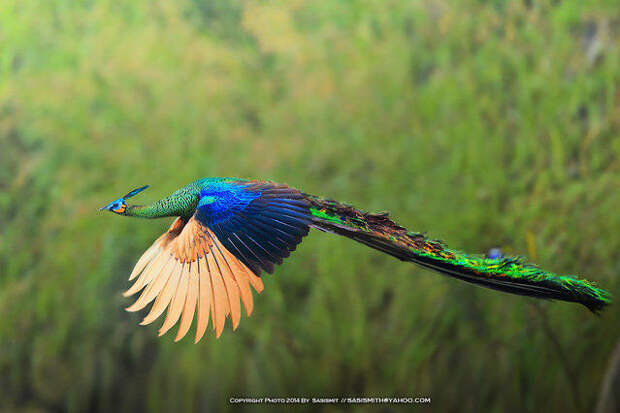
left=1, top=1, right=618, bottom=412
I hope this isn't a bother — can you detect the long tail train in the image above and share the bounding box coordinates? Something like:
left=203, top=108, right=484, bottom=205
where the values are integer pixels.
left=305, top=194, right=611, bottom=313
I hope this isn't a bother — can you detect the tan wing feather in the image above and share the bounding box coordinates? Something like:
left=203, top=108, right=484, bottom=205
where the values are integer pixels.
left=124, top=215, right=268, bottom=341
left=128, top=240, right=161, bottom=281
left=175, top=261, right=199, bottom=342
left=195, top=256, right=212, bottom=343
left=125, top=252, right=174, bottom=307
left=123, top=250, right=170, bottom=298
left=212, top=238, right=254, bottom=316
left=139, top=260, right=182, bottom=325
left=209, top=242, right=241, bottom=330
left=159, top=262, right=189, bottom=336
left=206, top=250, right=228, bottom=338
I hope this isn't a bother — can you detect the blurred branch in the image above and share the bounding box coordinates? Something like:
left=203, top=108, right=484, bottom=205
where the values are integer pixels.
left=595, top=336, right=620, bottom=413
left=533, top=303, right=584, bottom=413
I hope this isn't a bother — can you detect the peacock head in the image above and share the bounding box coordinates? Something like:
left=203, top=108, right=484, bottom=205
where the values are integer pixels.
left=100, top=185, right=149, bottom=215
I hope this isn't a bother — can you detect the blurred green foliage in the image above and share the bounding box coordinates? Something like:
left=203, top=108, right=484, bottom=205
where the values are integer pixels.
left=0, top=0, right=618, bottom=412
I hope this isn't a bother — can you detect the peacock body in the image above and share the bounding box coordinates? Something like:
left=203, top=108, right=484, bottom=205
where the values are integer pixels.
left=100, top=177, right=611, bottom=342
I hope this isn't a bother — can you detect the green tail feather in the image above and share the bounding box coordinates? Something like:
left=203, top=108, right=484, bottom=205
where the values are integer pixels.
left=305, top=195, right=611, bottom=313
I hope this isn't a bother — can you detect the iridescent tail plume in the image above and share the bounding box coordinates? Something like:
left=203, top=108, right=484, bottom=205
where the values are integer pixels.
left=306, top=195, right=611, bottom=313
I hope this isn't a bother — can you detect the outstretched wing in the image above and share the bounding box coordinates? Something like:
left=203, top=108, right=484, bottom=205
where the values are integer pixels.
left=123, top=180, right=312, bottom=342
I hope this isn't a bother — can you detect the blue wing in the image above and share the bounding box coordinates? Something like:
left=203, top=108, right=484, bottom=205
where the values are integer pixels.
left=195, top=180, right=312, bottom=275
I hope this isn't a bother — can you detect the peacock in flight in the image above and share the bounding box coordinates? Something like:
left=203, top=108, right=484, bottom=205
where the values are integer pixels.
left=100, top=178, right=611, bottom=342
